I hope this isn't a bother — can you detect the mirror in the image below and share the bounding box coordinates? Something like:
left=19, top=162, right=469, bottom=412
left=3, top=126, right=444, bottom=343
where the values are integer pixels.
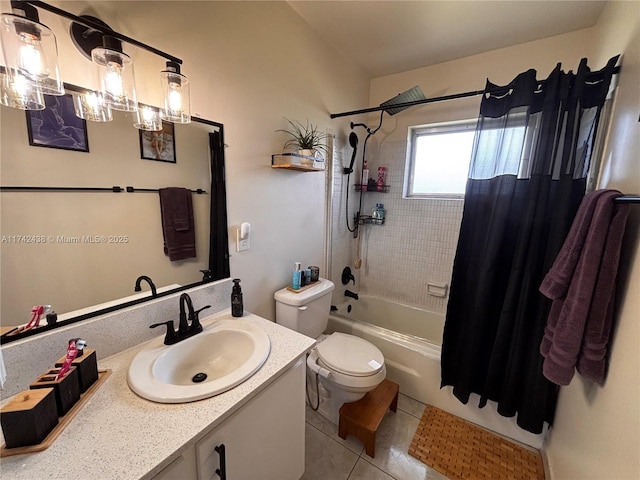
left=0, top=85, right=229, bottom=341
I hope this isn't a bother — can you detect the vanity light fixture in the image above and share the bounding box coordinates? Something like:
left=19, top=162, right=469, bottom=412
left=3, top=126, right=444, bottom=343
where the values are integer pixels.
left=0, top=0, right=64, bottom=107
left=134, top=104, right=163, bottom=131
left=160, top=61, right=190, bottom=124
left=1, top=1, right=187, bottom=130
left=92, top=35, right=138, bottom=112
left=72, top=90, right=112, bottom=122
left=0, top=68, right=45, bottom=109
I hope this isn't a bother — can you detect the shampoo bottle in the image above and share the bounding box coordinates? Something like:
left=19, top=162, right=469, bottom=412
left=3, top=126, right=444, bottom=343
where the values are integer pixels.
left=292, top=262, right=302, bottom=290
left=361, top=159, right=369, bottom=191
left=231, top=278, right=243, bottom=317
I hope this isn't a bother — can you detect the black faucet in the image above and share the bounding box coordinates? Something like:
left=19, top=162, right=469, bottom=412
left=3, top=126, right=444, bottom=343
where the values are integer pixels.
left=134, top=275, right=157, bottom=298
left=150, top=293, right=211, bottom=345
left=344, top=290, right=359, bottom=300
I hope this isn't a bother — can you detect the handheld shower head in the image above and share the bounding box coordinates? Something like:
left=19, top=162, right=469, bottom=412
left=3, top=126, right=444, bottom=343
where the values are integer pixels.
left=344, top=132, right=358, bottom=174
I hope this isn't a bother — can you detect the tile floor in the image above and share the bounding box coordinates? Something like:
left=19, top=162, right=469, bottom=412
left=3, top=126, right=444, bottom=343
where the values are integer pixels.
left=301, top=393, right=449, bottom=480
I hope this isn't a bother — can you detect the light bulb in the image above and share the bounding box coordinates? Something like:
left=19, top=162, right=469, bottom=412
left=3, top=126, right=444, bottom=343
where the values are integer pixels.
left=134, top=105, right=162, bottom=131
left=73, top=91, right=112, bottom=122
left=0, top=70, right=44, bottom=110
left=160, top=62, right=190, bottom=123
left=1, top=9, right=64, bottom=98
left=104, top=62, right=124, bottom=99
left=17, top=32, right=47, bottom=78
left=92, top=43, right=137, bottom=112
left=167, top=83, right=182, bottom=113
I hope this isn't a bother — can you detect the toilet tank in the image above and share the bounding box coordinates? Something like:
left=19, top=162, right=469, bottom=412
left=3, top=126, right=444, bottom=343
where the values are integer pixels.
left=274, top=278, right=335, bottom=338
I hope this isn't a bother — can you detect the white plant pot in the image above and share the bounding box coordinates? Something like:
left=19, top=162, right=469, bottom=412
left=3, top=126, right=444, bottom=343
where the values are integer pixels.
left=299, top=149, right=315, bottom=166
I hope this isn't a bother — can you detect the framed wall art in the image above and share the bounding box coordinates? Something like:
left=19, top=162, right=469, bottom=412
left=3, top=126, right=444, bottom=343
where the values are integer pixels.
left=25, top=93, right=89, bottom=152
left=139, top=121, right=176, bottom=163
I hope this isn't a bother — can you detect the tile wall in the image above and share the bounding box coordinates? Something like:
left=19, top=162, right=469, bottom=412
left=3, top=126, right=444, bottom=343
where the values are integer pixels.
left=330, top=138, right=464, bottom=314
left=328, top=135, right=355, bottom=297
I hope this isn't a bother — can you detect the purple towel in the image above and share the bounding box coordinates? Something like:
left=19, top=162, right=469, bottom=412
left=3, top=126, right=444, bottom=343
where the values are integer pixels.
left=159, top=187, right=196, bottom=261
left=540, top=189, right=629, bottom=385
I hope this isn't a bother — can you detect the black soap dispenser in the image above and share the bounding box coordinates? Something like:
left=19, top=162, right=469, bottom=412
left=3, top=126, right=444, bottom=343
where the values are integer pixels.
left=231, top=278, right=243, bottom=317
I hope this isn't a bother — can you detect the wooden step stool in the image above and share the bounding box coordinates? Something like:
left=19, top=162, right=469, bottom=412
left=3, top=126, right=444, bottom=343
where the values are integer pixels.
left=338, top=379, right=399, bottom=458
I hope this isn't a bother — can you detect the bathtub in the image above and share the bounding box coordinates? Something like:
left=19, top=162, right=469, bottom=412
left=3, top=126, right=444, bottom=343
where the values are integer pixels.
left=327, top=294, right=546, bottom=448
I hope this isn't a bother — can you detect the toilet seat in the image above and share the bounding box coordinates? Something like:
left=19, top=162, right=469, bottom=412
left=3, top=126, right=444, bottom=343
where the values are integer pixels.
left=316, top=333, right=384, bottom=377
left=307, top=333, right=386, bottom=392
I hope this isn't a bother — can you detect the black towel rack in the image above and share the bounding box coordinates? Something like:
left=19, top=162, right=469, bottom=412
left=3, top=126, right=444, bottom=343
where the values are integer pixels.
left=0, top=186, right=207, bottom=194
left=614, top=195, right=640, bottom=204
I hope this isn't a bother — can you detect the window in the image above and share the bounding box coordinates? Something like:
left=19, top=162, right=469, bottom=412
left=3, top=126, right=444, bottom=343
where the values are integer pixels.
left=404, top=120, right=476, bottom=198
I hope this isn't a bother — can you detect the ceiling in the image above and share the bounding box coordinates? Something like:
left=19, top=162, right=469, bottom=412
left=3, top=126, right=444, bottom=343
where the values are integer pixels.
left=288, top=1, right=607, bottom=78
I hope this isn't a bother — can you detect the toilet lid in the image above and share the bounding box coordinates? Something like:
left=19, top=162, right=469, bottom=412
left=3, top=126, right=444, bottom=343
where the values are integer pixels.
left=316, top=333, right=384, bottom=377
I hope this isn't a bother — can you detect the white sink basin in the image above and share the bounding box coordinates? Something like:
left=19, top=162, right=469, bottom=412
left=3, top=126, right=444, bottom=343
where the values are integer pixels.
left=128, top=318, right=271, bottom=403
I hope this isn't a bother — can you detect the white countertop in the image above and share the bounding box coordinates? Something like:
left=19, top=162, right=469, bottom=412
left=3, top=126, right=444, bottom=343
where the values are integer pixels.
left=0, top=311, right=316, bottom=480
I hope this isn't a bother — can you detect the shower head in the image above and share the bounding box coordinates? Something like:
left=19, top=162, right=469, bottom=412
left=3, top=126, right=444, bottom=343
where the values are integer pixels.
left=380, top=85, right=426, bottom=116
left=344, top=132, right=359, bottom=174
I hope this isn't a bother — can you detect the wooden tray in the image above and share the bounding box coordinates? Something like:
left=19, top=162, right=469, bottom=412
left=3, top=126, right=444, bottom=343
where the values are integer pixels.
left=286, top=282, right=320, bottom=294
left=0, top=369, right=112, bottom=457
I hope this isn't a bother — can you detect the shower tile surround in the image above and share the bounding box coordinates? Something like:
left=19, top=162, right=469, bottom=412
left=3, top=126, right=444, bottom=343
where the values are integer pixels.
left=0, top=279, right=232, bottom=398
left=331, top=138, right=464, bottom=313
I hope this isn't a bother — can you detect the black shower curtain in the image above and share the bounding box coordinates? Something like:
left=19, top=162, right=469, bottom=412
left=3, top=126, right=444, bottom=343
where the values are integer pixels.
left=440, top=56, right=618, bottom=434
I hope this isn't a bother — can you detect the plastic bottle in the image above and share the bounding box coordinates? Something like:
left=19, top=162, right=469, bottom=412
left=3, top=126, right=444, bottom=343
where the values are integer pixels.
left=231, top=278, right=243, bottom=317
left=361, top=159, right=369, bottom=191
left=374, top=203, right=385, bottom=225
left=377, top=166, right=387, bottom=191
left=292, top=262, right=302, bottom=290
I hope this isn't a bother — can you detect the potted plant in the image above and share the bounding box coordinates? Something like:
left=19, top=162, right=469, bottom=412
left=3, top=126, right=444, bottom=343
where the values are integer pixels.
left=277, top=118, right=328, bottom=165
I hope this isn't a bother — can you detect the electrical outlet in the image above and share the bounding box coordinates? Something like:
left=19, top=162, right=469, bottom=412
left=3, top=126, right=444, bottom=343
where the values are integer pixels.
left=236, top=229, right=250, bottom=252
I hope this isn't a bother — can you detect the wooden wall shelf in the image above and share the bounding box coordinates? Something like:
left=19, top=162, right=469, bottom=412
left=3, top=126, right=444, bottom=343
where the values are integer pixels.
left=271, top=153, right=325, bottom=172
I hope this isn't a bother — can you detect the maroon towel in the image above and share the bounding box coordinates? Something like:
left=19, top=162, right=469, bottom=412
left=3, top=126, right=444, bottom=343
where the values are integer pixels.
left=540, top=189, right=629, bottom=385
left=159, top=187, right=196, bottom=261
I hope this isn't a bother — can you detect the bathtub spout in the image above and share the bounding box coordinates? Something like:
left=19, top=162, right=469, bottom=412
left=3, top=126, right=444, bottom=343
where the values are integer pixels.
left=344, top=290, right=359, bottom=300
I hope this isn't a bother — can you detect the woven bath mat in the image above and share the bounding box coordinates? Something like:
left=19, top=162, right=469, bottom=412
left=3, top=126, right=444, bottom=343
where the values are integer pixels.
left=408, top=405, right=544, bottom=480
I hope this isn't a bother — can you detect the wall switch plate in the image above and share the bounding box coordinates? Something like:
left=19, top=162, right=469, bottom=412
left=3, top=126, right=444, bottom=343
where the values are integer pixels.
left=236, top=229, right=250, bottom=252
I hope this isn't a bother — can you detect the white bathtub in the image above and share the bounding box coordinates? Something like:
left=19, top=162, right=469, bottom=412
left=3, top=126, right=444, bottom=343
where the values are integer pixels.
left=328, top=294, right=546, bottom=448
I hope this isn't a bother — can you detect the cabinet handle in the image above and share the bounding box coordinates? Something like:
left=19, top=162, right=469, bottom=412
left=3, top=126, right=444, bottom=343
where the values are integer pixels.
left=215, top=444, right=227, bottom=480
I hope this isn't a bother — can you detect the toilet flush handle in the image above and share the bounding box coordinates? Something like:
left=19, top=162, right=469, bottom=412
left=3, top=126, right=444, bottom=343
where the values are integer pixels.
left=298, top=306, right=308, bottom=311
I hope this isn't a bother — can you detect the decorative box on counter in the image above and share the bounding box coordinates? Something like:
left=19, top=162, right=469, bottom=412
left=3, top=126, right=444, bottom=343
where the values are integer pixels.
left=55, top=348, right=99, bottom=393
left=0, top=388, right=59, bottom=448
left=30, top=367, right=81, bottom=416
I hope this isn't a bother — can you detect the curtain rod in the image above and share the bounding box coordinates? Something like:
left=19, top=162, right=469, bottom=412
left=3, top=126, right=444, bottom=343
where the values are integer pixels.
left=330, top=66, right=621, bottom=119
left=0, top=186, right=207, bottom=194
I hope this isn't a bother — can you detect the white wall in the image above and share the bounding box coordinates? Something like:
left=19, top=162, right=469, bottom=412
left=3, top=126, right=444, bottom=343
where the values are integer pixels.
left=0, top=1, right=370, bottom=321
left=544, top=3, right=640, bottom=479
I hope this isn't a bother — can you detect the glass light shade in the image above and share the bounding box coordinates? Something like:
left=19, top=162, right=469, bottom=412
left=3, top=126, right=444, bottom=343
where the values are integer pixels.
left=0, top=69, right=45, bottom=110
left=92, top=47, right=137, bottom=112
left=0, top=13, right=64, bottom=96
left=160, top=69, right=190, bottom=123
left=134, top=105, right=162, bottom=131
left=73, top=91, right=112, bottom=122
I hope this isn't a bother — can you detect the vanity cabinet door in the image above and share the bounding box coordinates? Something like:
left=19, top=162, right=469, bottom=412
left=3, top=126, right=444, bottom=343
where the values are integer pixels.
left=195, top=359, right=305, bottom=480
left=151, top=446, right=197, bottom=480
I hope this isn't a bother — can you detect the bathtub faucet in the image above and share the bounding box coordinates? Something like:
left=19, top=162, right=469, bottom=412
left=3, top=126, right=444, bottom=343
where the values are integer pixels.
left=344, top=290, right=359, bottom=300
left=341, top=266, right=355, bottom=285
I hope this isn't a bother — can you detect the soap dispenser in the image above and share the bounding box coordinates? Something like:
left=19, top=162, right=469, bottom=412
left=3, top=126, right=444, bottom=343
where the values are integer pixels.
left=231, top=279, right=243, bottom=317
